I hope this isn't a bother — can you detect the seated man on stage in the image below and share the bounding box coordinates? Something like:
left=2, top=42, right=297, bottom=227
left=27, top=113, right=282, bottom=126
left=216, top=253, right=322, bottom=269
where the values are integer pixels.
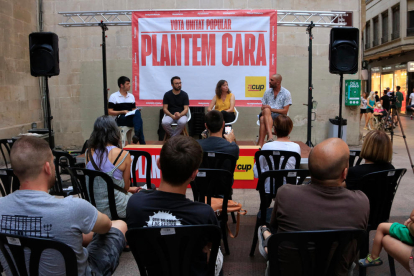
left=258, top=74, right=292, bottom=148
left=162, top=76, right=190, bottom=137
left=108, top=76, right=145, bottom=144
left=198, top=110, right=239, bottom=160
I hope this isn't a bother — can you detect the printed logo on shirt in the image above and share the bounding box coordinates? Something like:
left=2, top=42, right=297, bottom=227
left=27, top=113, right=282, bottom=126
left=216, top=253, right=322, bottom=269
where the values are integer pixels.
left=245, top=76, right=266, bottom=98
left=146, top=211, right=182, bottom=227
left=1, top=215, right=54, bottom=238
left=234, top=156, right=254, bottom=180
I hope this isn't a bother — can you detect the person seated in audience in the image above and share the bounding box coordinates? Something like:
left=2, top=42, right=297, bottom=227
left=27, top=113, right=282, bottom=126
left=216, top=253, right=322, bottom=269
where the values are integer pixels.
left=108, top=76, right=145, bottom=144
left=0, top=136, right=127, bottom=275
left=258, top=138, right=369, bottom=276
left=359, top=208, right=414, bottom=267
left=253, top=115, right=301, bottom=193
left=346, top=130, right=394, bottom=190
left=126, top=136, right=223, bottom=276
left=207, top=80, right=236, bottom=123
left=86, top=115, right=139, bottom=219
left=198, top=110, right=239, bottom=160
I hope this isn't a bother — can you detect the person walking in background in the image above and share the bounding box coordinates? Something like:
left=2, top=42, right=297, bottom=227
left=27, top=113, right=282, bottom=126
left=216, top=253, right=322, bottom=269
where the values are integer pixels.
left=407, top=88, right=414, bottom=118
left=366, top=91, right=376, bottom=129
left=360, top=92, right=368, bottom=130
left=207, top=80, right=236, bottom=123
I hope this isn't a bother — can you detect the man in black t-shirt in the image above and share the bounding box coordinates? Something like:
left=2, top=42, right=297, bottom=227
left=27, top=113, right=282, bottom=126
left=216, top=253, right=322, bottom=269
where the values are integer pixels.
left=108, top=76, right=145, bottom=144
left=375, top=91, right=380, bottom=103
left=161, top=76, right=190, bottom=137
left=381, top=90, right=391, bottom=111
left=126, top=136, right=222, bottom=275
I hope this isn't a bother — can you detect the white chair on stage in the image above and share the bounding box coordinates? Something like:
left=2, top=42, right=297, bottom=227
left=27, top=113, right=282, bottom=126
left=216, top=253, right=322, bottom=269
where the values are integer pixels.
left=118, top=126, right=134, bottom=148
left=162, top=108, right=192, bottom=140
left=212, top=106, right=239, bottom=125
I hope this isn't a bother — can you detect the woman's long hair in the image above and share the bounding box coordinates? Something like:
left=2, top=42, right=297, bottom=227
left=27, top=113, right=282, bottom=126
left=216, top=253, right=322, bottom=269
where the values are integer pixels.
left=369, top=91, right=376, bottom=101
left=87, top=115, right=121, bottom=168
left=215, top=80, right=231, bottom=98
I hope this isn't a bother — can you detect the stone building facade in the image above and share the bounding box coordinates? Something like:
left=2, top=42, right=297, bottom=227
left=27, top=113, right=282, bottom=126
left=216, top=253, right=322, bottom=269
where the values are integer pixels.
left=1, top=0, right=362, bottom=149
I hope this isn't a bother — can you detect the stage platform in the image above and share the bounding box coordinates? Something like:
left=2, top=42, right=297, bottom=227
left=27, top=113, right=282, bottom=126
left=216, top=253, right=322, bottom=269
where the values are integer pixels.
left=124, top=140, right=311, bottom=189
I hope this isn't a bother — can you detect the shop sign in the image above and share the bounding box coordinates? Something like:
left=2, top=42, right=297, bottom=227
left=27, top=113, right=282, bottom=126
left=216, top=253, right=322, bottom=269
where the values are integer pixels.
left=371, top=67, right=381, bottom=72
left=382, top=66, right=394, bottom=72
left=345, top=79, right=361, bottom=106
left=408, top=61, right=414, bottom=72
left=395, top=64, right=407, bottom=69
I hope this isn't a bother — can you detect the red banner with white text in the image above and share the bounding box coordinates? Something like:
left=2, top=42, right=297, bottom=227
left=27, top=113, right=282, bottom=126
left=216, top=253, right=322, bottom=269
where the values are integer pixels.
left=131, top=10, right=277, bottom=107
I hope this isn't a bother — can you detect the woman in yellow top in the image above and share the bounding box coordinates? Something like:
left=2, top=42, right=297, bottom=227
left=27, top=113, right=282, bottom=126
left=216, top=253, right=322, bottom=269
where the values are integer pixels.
left=207, top=80, right=236, bottom=123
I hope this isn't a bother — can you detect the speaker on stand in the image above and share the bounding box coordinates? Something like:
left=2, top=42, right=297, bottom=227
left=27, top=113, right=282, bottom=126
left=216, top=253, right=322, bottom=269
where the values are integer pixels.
left=29, top=32, right=60, bottom=149
left=329, top=27, right=359, bottom=139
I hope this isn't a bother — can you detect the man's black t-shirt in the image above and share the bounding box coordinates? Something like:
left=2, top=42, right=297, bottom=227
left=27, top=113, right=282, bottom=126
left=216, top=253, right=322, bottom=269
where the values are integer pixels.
left=346, top=163, right=395, bottom=190
left=381, top=95, right=390, bottom=111
left=375, top=95, right=380, bottom=102
left=163, top=90, right=190, bottom=114
left=126, top=189, right=218, bottom=276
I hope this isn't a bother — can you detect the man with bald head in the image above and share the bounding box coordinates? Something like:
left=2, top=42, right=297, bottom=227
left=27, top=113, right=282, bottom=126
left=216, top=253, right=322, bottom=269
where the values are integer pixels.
left=258, top=74, right=292, bottom=147
left=258, top=138, right=369, bottom=275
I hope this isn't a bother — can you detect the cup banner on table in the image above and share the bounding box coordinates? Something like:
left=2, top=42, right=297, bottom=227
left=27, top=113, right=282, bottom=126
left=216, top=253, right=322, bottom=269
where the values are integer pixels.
left=131, top=10, right=277, bottom=107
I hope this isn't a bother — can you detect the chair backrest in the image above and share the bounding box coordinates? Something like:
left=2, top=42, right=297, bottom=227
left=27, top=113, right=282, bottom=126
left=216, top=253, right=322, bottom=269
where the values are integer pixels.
left=52, top=150, right=78, bottom=195
left=349, top=150, right=363, bottom=168
left=127, top=150, right=152, bottom=187
left=0, top=233, right=78, bottom=276
left=126, top=225, right=221, bottom=276
left=256, top=169, right=310, bottom=225
left=349, top=168, right=406, bottom=230
left=255, top=150, right=301, bottom=178
left=268, top=229, right=365, bottom=276
left=200, top=152, right=237, bottom=175
left=191, top=168, right=232, bottom=221
left=66, top=167, right=121, bottom=220
left=0, top=169, right=20, bottom=197
left=0, top=139, right=14, bottom=169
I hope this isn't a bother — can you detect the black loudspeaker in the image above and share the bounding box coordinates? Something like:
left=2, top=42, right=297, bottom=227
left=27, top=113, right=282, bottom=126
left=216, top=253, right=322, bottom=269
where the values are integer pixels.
left=329, top=27, right=359, bottom=74
left=29, top=32, right=60, bottom=77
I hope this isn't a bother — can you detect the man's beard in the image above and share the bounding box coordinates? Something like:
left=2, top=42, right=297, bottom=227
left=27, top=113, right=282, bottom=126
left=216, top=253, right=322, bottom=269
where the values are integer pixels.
left=48, top=172, right=56, bottom=190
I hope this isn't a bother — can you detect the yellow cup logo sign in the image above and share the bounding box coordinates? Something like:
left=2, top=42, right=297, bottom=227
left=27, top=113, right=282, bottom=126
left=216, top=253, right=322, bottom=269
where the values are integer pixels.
left=245, top=76, right=267, bottom=98
left=234, top=156, right=255, bottom=180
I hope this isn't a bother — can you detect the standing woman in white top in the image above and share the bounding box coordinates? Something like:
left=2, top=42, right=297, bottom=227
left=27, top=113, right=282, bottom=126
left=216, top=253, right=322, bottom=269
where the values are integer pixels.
left=253, top=115, right=301, bottom=193
left=360, top=92, right=368, bottom=129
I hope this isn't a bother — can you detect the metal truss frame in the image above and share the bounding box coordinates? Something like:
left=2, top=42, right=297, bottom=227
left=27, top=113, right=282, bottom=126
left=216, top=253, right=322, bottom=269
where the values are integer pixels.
left=58, top=10, right=347, bottom=28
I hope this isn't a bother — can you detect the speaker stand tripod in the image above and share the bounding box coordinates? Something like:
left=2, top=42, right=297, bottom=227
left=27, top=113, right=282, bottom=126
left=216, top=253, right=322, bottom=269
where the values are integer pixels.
left=388, top=104, right=414, bottom=173
left=305, top=21, right=315, bottom=147
left=44, top=76, right=54, bottom=149
left=337, top=73, right=344, bottom=139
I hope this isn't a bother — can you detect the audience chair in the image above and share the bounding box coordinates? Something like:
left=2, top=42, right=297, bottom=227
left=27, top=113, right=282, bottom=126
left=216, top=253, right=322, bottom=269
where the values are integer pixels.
left=126, top=225, right=221, bottom=276
left=119, top=126, right=134, bottom=148
left=51, top=150, right=83, bottom=197
left=348, top=168, right=406, bottom=276
left=66, top=167, right=124, bottom=220
left=0, top=139, right=14, bottom=169
left=200, top=152, right=237, bottom=223
left=0, top=233, right=78, bottom=276
left=268, top=229, right=365, bottom=276
left=250, top=169, right=310, bottom=256
left=349, top=150, right=363, bottom=168
left=68, top=140, right=89, bottom=156
left=163, top=108, right=192, bottom=140
left=127, top=149, right=155, bottom=189
left=0, top=169, right=20, bottom=197
left=254, top=150, right=301, bottom=179
left=191, top=168, right=233, bottom=255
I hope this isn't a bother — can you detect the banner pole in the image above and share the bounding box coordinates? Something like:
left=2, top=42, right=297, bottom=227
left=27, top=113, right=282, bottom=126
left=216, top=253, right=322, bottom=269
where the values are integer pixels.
left=306, top=21, right=315, bottom=147
left=100, top=21, right=109, bottom=116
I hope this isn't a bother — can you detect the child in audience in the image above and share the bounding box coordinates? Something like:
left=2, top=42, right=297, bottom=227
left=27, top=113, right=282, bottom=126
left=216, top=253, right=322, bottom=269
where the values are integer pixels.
left=359, top=208, right=414, bottom=267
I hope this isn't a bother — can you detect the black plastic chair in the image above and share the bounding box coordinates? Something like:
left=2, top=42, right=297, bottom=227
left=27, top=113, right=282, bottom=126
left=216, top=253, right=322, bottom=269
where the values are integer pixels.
left=348, top=168, right=406, bottom=276
left=51, top=150, right=83, bottom=197
left=126, top=149, right=155, bottom=189
left=255, top=150, right=301, bottom=178
left=268, top=229, right=365, bottom=276
left=0, top=139, right=14, bottom=169
left=126, top=225, right=221, bottom=276
left=67, top=139, right=89, bottom=156
left=200, top=152, right=238, bottom=223
left=66, top=167, right=124, bottom=221
left=0, top=169, right=20, bottom=197
left=191, top=168, right=233, bottom=255
left=349, top=150, right=363, bottom=168
left=250, top=169, right=310, bottom=256
left=0, top=233, right=78, bottom=276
